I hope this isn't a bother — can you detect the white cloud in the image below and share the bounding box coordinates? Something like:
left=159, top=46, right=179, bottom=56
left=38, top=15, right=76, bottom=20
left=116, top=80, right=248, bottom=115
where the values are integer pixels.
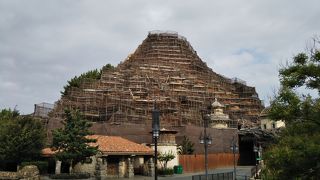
left=0, top=0, right=319, bottom=113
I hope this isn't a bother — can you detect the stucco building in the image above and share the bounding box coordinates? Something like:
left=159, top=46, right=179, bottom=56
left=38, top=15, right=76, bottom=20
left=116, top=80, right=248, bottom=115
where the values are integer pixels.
left=259, top=107, right=285, bottom=131
left=42, top=135, right=154, bottom=178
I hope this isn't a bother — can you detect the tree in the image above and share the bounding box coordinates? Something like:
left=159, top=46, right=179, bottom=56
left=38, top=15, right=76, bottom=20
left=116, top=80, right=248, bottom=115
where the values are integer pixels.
left=177, top=136, right=195, bottom=155
left=51, top=109, right=98, bottom=173
left=158, top=151, right=175, bottom=169
left=0, top=109, right=45, bottom=170
left=61, top=63, right=114, bottom=95
left=0, top=108, right=19, bottom=120
left=263, top=37, right=320, bottom=179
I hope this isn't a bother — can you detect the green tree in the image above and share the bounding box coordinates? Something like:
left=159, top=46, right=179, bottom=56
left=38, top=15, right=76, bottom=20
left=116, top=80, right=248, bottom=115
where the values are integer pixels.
left=158, top=151, right=175, bottom=169
left=263, top=37, right=320, bottom=179
left=61, top=63, right=114, bottom=95
left=51, top=109, right=98, bottom=173
left=0, top=108, right=19, bottom=120
left=177, top=136, right=195, bottom=155
left=0, top=109, right=45, bottom=169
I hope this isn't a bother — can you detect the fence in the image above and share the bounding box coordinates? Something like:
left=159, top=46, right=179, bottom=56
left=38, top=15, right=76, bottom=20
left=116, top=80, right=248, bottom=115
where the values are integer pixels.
left=192, top=172, right=233, bottom=180
left=179, top=153, right=239, bottom=173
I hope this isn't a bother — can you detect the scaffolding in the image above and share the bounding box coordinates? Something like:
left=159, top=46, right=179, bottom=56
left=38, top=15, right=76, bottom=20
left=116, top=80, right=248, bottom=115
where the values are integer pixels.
left=53, top=32, right=264, bottom=128
left=34, top=102, right=54, bottom=118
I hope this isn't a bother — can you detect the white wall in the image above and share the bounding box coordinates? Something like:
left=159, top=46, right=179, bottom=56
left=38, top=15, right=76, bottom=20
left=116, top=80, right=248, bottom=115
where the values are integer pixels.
left=151, top=144, right=179, bottom=169
left=261, top=118, right=285, bottom=130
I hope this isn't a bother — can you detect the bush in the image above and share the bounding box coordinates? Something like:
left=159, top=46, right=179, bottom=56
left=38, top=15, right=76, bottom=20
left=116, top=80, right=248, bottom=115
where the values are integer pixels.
left=158, top=168, right=174, bottom=176
left=21, top=161, right=48, bottom=174
left=49, top=173, right=91, bottom=179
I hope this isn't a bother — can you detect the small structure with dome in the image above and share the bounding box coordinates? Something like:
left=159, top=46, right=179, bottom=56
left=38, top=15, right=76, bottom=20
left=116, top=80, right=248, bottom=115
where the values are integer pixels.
left=209, top=98, right=234, bottom=128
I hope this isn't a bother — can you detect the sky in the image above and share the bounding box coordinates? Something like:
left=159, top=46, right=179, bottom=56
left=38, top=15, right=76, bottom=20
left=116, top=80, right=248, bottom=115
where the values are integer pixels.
left=0, top=0, right=319, bottom=114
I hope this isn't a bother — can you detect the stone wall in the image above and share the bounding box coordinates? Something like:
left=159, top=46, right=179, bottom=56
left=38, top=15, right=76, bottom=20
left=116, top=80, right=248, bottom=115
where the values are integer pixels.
left=95, top=157, right=107, bottom=180
left=125, top=157, right=134, bottom=178
left=0, top=165, right=39, bottom=180
left=0, top=171, right=18, bottom=179
left=73, top=156, right=97, bottom=176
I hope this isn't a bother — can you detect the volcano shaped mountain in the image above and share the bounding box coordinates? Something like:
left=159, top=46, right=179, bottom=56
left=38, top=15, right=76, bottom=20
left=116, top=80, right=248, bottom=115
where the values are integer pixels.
left=52, top=31, right=263, bottom=129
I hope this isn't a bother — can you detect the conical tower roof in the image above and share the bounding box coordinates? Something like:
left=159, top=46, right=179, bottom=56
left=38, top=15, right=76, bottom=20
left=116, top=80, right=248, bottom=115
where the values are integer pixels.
left=53, top=31, right=264, bottom=128
left=212, top=98, right=224, bottom=108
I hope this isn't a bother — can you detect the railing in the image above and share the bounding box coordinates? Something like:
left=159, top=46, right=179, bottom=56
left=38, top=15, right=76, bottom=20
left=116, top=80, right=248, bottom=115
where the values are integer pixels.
left=192, top=172, right=233, bottom=180
left=251, top=164, right=262, bottom=178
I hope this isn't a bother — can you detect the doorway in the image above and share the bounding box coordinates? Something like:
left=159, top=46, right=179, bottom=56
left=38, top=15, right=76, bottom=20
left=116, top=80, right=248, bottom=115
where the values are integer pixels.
left=107, top=156, right=119, bottom=178
left=238, top=135, right=256, bottom=165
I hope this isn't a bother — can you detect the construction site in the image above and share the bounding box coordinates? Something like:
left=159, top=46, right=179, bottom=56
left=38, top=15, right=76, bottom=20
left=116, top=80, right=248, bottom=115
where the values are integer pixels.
left=48, top=31, right=264, bottom=154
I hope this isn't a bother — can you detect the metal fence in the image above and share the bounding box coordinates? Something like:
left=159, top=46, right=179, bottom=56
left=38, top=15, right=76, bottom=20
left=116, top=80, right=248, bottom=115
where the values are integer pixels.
left=192, top=172, right=233, bottom=180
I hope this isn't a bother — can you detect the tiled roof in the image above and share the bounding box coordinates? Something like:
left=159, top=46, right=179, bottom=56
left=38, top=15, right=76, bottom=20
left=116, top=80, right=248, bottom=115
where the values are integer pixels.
left=42, top=147, right=57, bottom=157
left=88, top=135, right=153, bottom=155
left=42, top=135, right=153, bottom=156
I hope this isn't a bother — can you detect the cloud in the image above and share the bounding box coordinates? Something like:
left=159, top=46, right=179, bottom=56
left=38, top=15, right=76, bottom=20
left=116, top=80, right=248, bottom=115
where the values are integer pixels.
left=0, top=0, right=320, bottom=113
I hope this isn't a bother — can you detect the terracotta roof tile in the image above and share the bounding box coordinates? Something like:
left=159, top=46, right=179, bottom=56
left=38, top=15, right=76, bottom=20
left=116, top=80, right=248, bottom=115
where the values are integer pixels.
left=42, top=148, right=57, bottom=157
left=42, top=135, right=153, bottom=156
left=88, top=135, right=153, bottom=155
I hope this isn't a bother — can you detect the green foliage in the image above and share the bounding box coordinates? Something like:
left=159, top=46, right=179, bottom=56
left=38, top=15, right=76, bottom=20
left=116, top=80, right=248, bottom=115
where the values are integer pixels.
left=61, top=63, right=114, bottom=95
left=49, top=173, right=91, bottom=179
left=264, top=38, right=320, bottom=179
left=21, top=161, right=48, bottom=174
left=263, top=123, right=320, bottom=179
left=0, top=108, right=19, bottom=121
left=101, top=63, right=115, bottom=72
left=0, top=109, right=46, bottom=165
left=177, top=136, right=195, bottom=155
left=51, top=109, right=98, bottom=172
left=269, top=90, right=320, bottom=125
left=158, top=151, right=175, bottom=169
left=158, top=168, right=174, bottom=176
left=279, top=44, right=320, bottom=91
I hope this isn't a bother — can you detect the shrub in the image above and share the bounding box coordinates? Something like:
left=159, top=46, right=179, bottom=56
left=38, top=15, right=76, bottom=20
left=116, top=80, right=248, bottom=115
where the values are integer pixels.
left=49, top=173, right=91, bottom=179
left=21, top=161, right=48, bottom=174
left=158, top=168, right=174, bottom=176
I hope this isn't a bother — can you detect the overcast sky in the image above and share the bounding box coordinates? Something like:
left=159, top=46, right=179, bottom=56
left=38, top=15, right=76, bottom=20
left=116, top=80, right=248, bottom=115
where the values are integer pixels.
left=0, top=0, right=319, bottom=114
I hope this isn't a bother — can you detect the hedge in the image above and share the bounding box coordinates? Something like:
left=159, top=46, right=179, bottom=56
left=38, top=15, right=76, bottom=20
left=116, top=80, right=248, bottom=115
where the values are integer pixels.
left=49, top=173, right=91, bottom=179
left=158, top=168, right=174, bottom=176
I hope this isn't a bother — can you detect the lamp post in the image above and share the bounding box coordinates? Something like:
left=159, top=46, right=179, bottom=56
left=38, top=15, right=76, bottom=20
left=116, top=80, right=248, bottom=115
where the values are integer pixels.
left=253, top=144, right=262, bottom=178
left=199, top=112, right=212, bottom=180
left=230, top=136, right=238, bottom=180
left=152, top=102, right=160, bottom=180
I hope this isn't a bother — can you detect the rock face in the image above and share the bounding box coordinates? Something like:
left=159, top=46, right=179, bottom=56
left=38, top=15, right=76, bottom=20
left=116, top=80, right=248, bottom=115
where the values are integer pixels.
left=52, top=31, right=263, bottom=128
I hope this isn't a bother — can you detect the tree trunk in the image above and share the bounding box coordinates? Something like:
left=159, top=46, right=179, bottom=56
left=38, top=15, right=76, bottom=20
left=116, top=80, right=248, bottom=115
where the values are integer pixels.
left=69, top=161, right=73, bottom=174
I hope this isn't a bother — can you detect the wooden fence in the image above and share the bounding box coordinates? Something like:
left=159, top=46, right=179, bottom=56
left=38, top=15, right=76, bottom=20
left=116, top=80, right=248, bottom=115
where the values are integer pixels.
left=179, top=153, right=239, bottom=173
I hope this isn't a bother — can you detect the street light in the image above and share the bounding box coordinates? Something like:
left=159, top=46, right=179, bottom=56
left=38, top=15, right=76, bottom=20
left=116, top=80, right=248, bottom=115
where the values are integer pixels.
left=253, top=144, right=262, bottom=178
left=152, top=102, right=160, bottom=180
left=199, top=112, right=212, bottom=180
left=230, top=137, right=238, bottom=180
